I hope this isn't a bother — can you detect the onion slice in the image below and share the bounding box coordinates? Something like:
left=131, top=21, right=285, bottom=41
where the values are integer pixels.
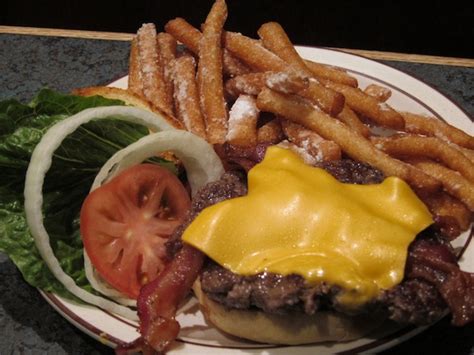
left=85, top=129, right=225, bottom=303
left=91, top=130, right=225, bottom=195
left=24, top=106, right=224, bottom=320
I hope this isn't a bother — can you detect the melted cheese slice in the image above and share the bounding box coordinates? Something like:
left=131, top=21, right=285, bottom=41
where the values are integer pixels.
left=183, top=147, right=433, bottom=307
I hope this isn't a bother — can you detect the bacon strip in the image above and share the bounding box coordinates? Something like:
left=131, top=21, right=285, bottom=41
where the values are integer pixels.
left=407, top=236, right=474, bottom=326
left=117, top=245, right=204, bottom=353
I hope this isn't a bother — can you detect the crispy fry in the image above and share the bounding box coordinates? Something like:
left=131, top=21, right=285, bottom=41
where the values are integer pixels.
left=304, top=60, right=358, bottom=87
left=226, top=95, right=259, bottom=147
left=165, top=17, right=201, bottom=53
left=322, top=79, right=405, bottom=129
left=224, top=32, right=344, bottom=116
left=197, top=0, right=228, bottom=144
left=225, top=70, right=309, bottom=98
left=410, top=159, right=474, bottom=211
left=256, top=87, right=441, bottom=194
left=423, top=192, right=472, bottom=238
left=401, top=111, right=474, bottom=149
left=157, top=32, right=177, bottom=115
left=299, top=78, right=345, bottom=116
left=136, top=23, right=173, bottom=116
left=165, top=17, right=250, bottom=76
left=257, top=22, right=358, bottom=89
left=258, top=22, right=312, bottom=75
left=222, top=48, right=252, bottom=77
left=257, top=118, right=284, bottom=144
left=455, top=145, right=474, bottom=164
left=128, top=37, right=143, bottom=96
left=224, top=31, right=288, bottom=72
left=225, top=72, right=267, bottom=98
left=276, top=140, right=321, bottom=166
left=337, top=104, right=371, bottom=138
left=372, top=135, right=474, bottom=183
left=265, top=70, right=309, bottom=94
left=256, top=23, right=345, bottom=115
left=171, top=56, right=207, bottom=138
left=281, top=120, right=341, bottom=162
left=364, top=84, right=392, bottom=102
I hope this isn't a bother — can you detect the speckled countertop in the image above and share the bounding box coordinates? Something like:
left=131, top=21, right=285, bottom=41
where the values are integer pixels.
left=0, top=33, right=473, bottom=354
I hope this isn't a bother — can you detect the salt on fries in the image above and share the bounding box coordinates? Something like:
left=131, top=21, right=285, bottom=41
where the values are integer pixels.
left=226, top=95, right=259, bottom=147
left=77, top=0, right=473, bottom=237
left=197, top=0, right=228, bottom=144
left=170, top=56, right=207, bottom=138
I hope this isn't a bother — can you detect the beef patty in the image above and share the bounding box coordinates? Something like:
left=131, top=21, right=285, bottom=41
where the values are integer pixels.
left=166, top=159, right=450, bottom=325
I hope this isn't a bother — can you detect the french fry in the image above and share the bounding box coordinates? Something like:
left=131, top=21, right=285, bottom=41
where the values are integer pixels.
left=455, top=145, right=474, bottom=164
left=224, top=32, right=344, bottom=116
left=256, top=87, right=441, bottom=194
left=337, top=105, right=371, bottom=138
left=372, top=135, right=474, bottom=183
left=165, top=17, right=201, bottom=53
left=170, top=56, right=207, bottom=138
left=197, top=0, right=228, bottom=144
left=281, top=120, right=341, bottom=162
left=225, top=72, right=267, bottom=98
left=364, top=84, right=392, bottom=102
left=322, top=79, right=405, bottom=130
left=257, top=22, right=312, bottom=75
left=423, top=192, right=472, bottom=238
left=304, top=60, right=358, bottom=87
left=224, top=31, right=288, bottom=72
left=257, top=118, right=284, bottom=144
left=265, top=70, right=309, bottom=94
left=128, top=37, right=143, bottom=96
left=225, top=70, right=309, bottom=98
left=157, top=32, right=177, bottom=115
left=222, top=48, right=252, bottom=77
left=299, top=78, right=345, bottom=116
left=410, top=159, right=474, bottom=211
left=226, top=95, right=259, bottom=147
left=258, top=22, right=358, bottom=89
left=401, top=111, right=474, bottom=149
left=277, top=140, right=322, bottom=166
left=165, top=17, right=250, bottom=76
left=136, top=23, right=173, bottom=116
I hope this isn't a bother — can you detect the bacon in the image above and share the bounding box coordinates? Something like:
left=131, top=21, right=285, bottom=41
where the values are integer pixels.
left=117, top=244, right=204, bottom=353
left=215, top=142, right=272, bottom=172
left=407, top=234, right=474, bottom=326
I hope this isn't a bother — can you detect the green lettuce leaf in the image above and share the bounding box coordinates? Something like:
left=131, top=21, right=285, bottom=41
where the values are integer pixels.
left=0, top=88, right=173, bottom=299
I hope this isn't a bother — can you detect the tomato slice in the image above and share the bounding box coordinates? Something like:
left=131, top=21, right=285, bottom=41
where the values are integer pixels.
left=80, top=164, right=191, bottom=299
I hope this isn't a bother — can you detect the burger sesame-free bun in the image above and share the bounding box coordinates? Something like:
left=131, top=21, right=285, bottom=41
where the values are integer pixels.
left=193, top=280, right=383, bottom=345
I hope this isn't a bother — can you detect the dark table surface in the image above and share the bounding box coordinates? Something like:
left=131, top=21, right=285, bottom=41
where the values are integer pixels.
left=0, top=33, right=473, bottom=354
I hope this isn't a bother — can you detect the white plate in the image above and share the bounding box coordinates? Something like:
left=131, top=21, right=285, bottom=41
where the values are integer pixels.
left=40, top=46, right=473, bottom=354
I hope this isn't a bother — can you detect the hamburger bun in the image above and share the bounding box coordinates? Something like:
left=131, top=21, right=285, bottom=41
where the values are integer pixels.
left=72, top=86, right=183, bottom=129
left=193, top=279, right=384, bottom=345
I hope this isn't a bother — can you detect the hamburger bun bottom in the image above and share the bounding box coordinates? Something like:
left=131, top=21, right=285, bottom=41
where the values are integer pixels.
left=193, top=280, right=384, bottom=345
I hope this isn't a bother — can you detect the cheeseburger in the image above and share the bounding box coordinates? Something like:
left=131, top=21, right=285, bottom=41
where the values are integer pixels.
left=132, top=146, right=474, bottom=352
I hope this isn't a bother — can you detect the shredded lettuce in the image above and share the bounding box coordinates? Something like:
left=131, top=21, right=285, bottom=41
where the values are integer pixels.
left=0, top=89, right=174, bottom=300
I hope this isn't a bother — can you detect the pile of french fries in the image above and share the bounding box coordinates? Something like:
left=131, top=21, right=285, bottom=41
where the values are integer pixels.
left=123, top=0, right=473, bottom=238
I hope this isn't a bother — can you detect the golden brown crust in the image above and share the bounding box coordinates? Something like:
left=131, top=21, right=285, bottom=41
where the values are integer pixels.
left=193, top=280, right=383, bottom=345
left=72, top=86, right=184, bottom=129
